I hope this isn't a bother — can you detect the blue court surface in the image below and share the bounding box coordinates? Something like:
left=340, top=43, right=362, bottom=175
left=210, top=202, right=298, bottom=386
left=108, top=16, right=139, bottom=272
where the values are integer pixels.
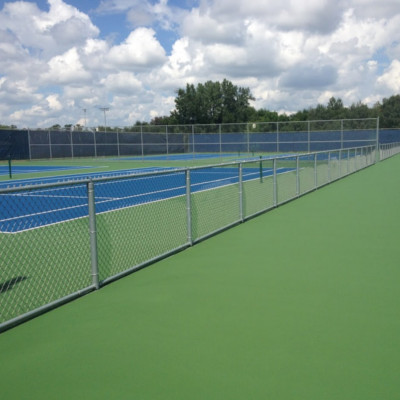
left=0, top=166, right=294, bottom=233
left=0, top=165, right=93, bottom=176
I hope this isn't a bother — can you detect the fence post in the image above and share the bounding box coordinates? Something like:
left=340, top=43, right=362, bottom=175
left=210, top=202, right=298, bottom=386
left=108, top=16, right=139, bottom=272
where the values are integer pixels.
left=328, top=151, right=331, bottom=182
left=186, top=169, right=193, bottom=246
left=375, top=117, right=380, bottom=163
left=87, top=180, right=99, bottom=289
left=341, top=119, right=344, bottom=150
left=48, top=130, right=52, bottom=159
left=276, top=122, right=280, bottom=153
left=71, top=129, right=74, bottom=159
left=28, top=129, right=32, bottom=160
left=166, top=125, right=169, bottom=158
left=140, top=124, right=144, bottom=159
left=239, top=163, right=244, bottom=221
left=307, top=121, right=311, bottom=153
left=273, top=158, right=278, bottom=206
left=314, top=153, right=318, bottom=188
left=296, top=155, right=300, bottom=196
left=219, top=124, right=222, bottom=156
left=117, top=129, right=120, bottom=157
left=347, top=149, right=350, bottom=174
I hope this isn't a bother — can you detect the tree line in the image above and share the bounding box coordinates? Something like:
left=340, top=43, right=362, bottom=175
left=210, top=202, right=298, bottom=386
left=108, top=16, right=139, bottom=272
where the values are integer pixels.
left=152, top=80, right=400, bottom=128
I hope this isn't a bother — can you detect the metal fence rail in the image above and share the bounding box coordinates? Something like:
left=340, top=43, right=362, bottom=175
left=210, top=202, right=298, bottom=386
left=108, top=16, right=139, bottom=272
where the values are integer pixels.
left=0, top=144, right=381, bottom=331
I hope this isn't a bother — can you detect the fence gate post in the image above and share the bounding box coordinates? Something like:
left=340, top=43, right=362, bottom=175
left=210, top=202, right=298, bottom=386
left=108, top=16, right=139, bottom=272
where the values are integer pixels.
left=87, top=180, right=99, bottom=289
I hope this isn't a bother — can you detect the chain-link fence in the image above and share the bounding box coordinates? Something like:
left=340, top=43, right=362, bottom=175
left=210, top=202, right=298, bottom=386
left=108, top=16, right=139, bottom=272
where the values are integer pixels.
left=1, top=118, right=389, bottom=160
left=380, top=142, right=400, bottom=160
left=0, top=144, right=388, bottom=331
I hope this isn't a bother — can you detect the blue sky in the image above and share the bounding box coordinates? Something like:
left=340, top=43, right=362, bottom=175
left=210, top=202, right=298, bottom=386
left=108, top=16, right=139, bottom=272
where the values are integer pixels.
left=0, top=0, right=399, bottom=128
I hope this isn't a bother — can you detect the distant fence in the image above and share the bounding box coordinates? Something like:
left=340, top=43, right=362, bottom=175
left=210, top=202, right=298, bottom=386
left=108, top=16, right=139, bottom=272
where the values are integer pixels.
left=1, top=118, right=393, bottom=160
left=0, top=144, right=386, bottom=332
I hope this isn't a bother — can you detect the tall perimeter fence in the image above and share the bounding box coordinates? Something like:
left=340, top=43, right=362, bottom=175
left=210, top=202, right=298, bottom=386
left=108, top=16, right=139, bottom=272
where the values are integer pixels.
left=2, top=117, right=400, bottom=160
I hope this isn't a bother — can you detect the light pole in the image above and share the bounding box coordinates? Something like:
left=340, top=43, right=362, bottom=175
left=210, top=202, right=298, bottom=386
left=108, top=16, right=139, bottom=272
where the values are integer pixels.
left=99, top=107, right=109, bottom=132
left=83, top=108, right=87, bottom=129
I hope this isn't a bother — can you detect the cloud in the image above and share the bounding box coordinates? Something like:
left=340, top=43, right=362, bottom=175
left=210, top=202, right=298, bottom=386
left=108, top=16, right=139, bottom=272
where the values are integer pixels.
left=0, top=0, right=99, bottom=56
left=43, top=47, right=92, bottom=84
left=108, top=28, right=167, bottom=69
left=377, top=60, right=400, bottom=92
left=101, top=72, right=143, bottom=95
left=0, top=0, right=399, bottom=127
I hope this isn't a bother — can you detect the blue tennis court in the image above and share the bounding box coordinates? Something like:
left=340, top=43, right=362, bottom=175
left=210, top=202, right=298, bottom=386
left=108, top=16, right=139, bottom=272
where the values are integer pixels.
left=0, top=165, right=94, bottom=176
left=0, top=166, right=294, bottom=233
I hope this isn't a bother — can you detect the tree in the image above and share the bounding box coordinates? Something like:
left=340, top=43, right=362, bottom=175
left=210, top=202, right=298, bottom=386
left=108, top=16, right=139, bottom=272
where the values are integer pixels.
left=378, top=95, right=400, bottom=128
left=171, top=79, right=255, bottom=124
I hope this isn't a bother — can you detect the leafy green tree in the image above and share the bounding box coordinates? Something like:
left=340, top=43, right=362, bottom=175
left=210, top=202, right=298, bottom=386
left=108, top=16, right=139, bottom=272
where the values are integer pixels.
left=171, top=79, right=255, bottom=124
left=377, top=95, right=400, bottom=128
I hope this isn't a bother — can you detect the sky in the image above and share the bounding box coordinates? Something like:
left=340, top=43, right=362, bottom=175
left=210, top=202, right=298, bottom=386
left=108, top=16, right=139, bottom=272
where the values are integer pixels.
left=0, top=0, right=399, bottom=128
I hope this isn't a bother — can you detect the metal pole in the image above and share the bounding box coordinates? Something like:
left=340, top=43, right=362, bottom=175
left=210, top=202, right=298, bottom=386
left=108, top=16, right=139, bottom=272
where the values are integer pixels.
left=273, top=158, right=278, bottom=206
left=219, top=124, right=222, bottom=157
left=185, top=170, right=192, bottom=245
left=296, top=155, right=300, bottom=196
left=28, top=129, right=32, bottom=160
left=87, top=180, right=99, bottom=290
left=276, top=122, right=280, bottom=153
left=93, top=131, right=97, bottom=158
left=239, top=163, right=244, bottom=221
left=328, top=151, right=331, bottom=182
left=117, top=129, right=120, bottom=157
left=314, top=153, right=318, bottom=188
left=192, top=124, right=195, bottom=159
left=140, top=124, right=144, bottom=159
left=71, top=129, right=74, bottom=159
left=375, top=117, right=380, bottom=163
left=48, top=130, right=52, bottom=159
left=307, top=120, right=311, bottom=153
left=166, top=125, right=169, bottom=158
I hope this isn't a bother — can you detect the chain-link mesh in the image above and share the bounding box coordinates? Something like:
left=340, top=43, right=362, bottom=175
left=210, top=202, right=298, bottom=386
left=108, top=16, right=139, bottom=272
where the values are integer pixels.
left=0, top=182, right=92, bottom=325
left=190, top=164, right=241, bottom=241
left=276, top=156, right=298, bottom=204
left=242, top=159, right=274, bottom=218
left=95, top=171, right=188, bottom=282
left=299, top=154, right=316, bottom=195
left=0, top=145, right=378, bottom=330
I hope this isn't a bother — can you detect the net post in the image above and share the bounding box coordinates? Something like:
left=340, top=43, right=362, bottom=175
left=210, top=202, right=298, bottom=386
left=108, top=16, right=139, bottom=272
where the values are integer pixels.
left=239, top=163, right=244, bottom=221
left=87, top=180, right=99, bottom=289
left=259, top=156, right=263, bottom=183
left=185, top=169, right=193, bottom=245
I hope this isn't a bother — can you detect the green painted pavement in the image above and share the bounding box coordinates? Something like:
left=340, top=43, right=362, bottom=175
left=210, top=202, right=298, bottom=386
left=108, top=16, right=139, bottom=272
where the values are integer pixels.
left=0, top=155, right=399, bottom=399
